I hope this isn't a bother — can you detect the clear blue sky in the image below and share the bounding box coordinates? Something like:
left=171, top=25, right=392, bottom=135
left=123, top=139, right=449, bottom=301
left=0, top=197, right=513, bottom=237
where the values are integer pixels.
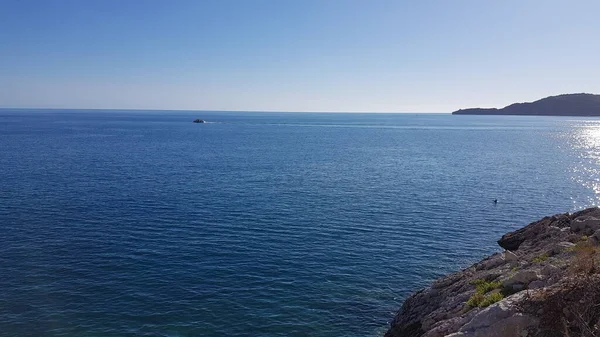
left=1, top=0, right=599, bottom=112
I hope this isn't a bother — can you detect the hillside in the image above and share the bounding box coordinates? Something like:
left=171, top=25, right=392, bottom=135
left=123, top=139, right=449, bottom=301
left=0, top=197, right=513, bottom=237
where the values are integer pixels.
left=452, top=93, right=600, bottom=116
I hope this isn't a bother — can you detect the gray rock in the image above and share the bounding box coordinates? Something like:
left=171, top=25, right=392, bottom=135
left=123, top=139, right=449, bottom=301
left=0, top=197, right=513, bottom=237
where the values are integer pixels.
left=432, top=272, right=464, bottom=289
left=503, top=250, right=518, bottom=262
left=498, top=213, right=572, bottom=251
left=541, top=264, right=559, bottom=278
left=570, top=216, right=600, bottom=235
left=457, top=293, right=538, bottom=337
left=511, top=283, right=526, bottom=292
left=501, top=270, right=541, bottom=287
left=421, top=292, right=473, bottom=331
left=591, top=229, right=600, bottom=243
left=571, top=207, right=600, bottom=219
left=459, top=294, right=523, bottom=330
left=477, top=254, right=504, bottom=270
left=384, top=207, right=600, bottom=337
left=422, top=310, right=478, bottom=337
left=528, top=280, right=546, bottom=289
left=550, top=241, right=575, bottom=255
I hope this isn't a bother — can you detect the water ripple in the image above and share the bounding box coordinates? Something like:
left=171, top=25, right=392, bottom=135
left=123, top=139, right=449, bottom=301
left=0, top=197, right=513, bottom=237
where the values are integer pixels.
left=1, top=111, right=599, bottom=336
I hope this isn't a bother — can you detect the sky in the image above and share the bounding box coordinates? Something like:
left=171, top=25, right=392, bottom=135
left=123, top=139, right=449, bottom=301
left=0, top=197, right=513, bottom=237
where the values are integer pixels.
left=0, top=0, right=599, bottom=113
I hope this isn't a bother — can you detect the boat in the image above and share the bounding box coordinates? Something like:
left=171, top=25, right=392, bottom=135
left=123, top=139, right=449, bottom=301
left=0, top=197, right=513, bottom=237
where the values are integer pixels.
left=193, top=119, right=205, bottom=123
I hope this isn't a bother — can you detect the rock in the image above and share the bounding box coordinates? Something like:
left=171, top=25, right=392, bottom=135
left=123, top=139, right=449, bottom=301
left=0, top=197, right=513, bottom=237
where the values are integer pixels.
left=497, top=228, right=530, bottom=251
left=528, top=280, right=546, bottom=289
left=421, top=311, right=478, bottom=337
left=477, top=253, right=504, bottom=270
left=456, top=293, right=538, bottom=337
left=512, top=283, right=526, bottom=292
left=591, top=229, right=600, bottom=243
left=432, top=272, right=465, bottom=289
left=541, top=264, right=559, bottom=278
left=503, top=250, right=518, bottom=262
left=571, top=207, right=600, bottom=219
left=570, top=216, right=600, bottom=235
left=385, top=208, right=600, bottom=337
left=501, top=270, right=541, bottom=288
left=551, top=214, right=572, bottom=228
left=550, top=241, right=575, bottom=255
left=497, top=215, right=561, bottom=251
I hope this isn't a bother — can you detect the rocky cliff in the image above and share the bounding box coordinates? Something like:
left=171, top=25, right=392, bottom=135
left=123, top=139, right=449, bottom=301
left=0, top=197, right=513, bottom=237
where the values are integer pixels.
left=385, top=207, right=600, bottom=337
left=452, top=93, right=600, bottom=116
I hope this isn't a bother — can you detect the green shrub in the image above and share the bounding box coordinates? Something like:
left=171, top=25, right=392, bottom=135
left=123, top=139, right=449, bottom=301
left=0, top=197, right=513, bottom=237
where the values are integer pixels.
left=532, top=253, right=549, bottom=263
left=479, top=292, right=504, bottom=307
left=472, top=279, right=502, bottom=293
left=466, top=292, right=485, bottom=307
left=466, top=279, right=503, bottom=309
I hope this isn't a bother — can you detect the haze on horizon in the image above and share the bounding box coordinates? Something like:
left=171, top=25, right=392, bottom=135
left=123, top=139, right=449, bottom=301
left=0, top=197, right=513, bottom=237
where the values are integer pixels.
left=1, top=0, right=599, bottom=113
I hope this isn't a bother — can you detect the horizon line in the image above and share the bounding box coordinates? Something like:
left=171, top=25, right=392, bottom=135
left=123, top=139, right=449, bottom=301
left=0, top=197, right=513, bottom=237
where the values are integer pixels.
left=0, top=107, right=449, bottom=114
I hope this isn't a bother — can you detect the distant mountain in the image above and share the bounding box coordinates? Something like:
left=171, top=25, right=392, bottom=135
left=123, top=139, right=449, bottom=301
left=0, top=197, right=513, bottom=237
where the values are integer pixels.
left=452, top=93, right=600, bottom=116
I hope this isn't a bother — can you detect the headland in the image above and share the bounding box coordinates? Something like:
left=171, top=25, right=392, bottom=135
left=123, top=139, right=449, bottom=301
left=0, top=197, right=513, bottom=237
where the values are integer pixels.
left=386, top=207, right=600, bottom=337
left=452, top=93, right=600, bottom=116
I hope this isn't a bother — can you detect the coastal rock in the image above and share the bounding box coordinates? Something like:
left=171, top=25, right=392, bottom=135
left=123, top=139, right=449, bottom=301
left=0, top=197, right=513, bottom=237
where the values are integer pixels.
left=454, top=293, right=538, bottom=337
left=591, top=229, right=600, bottom=243
left=528, top=280, right=546, bottom=289
left=549, top=241, right=575, bottom=255
left=446, top=313, right=537, bottom=337
left=476, top=253, right=505, bottom=270
left=497, top=216, right=560, bottom=251
left=422, top=310, right=479, bottom=337
left=540, top=264, right=559, bottom=278
left=570, top=206, right=600, bottom=219
left=503, top=250, right=518, bottom=262
left=569, top=216, right=600, bottom=235
left=501, top=270, right=541, bottom=287
left=385, top=207, right=600, bottom=337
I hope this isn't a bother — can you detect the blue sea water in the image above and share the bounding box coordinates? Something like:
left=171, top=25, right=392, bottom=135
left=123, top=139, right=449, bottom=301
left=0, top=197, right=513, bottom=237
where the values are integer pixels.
left=1, top=110, right=600, bottom=337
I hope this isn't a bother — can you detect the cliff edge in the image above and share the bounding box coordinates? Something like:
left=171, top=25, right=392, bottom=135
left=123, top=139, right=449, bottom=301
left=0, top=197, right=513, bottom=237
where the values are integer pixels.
left=452, top=93, right=600, bottom=116
left=385, top=207, right=600, bottom=337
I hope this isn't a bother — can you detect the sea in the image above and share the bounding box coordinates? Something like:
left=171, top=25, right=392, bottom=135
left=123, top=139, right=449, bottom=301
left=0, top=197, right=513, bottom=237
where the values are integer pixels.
left=1, top=110, right=599, bottom=337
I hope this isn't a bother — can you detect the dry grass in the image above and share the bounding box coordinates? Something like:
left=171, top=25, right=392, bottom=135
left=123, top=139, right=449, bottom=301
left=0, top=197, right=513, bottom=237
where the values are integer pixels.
left=569, top=241, right=600, bottom=275
left=523, top=276, right=600, bottom=337
left=523, top=242, right=600, bottom=337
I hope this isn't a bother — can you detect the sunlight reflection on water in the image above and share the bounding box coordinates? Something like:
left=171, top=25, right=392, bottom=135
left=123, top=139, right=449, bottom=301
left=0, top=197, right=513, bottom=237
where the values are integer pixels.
left=568, top=122, right=600, bottom=206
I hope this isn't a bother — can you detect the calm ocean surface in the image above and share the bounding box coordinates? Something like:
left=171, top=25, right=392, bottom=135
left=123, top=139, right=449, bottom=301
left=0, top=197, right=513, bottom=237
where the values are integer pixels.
left=1, top=110, right=600, bottom=336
